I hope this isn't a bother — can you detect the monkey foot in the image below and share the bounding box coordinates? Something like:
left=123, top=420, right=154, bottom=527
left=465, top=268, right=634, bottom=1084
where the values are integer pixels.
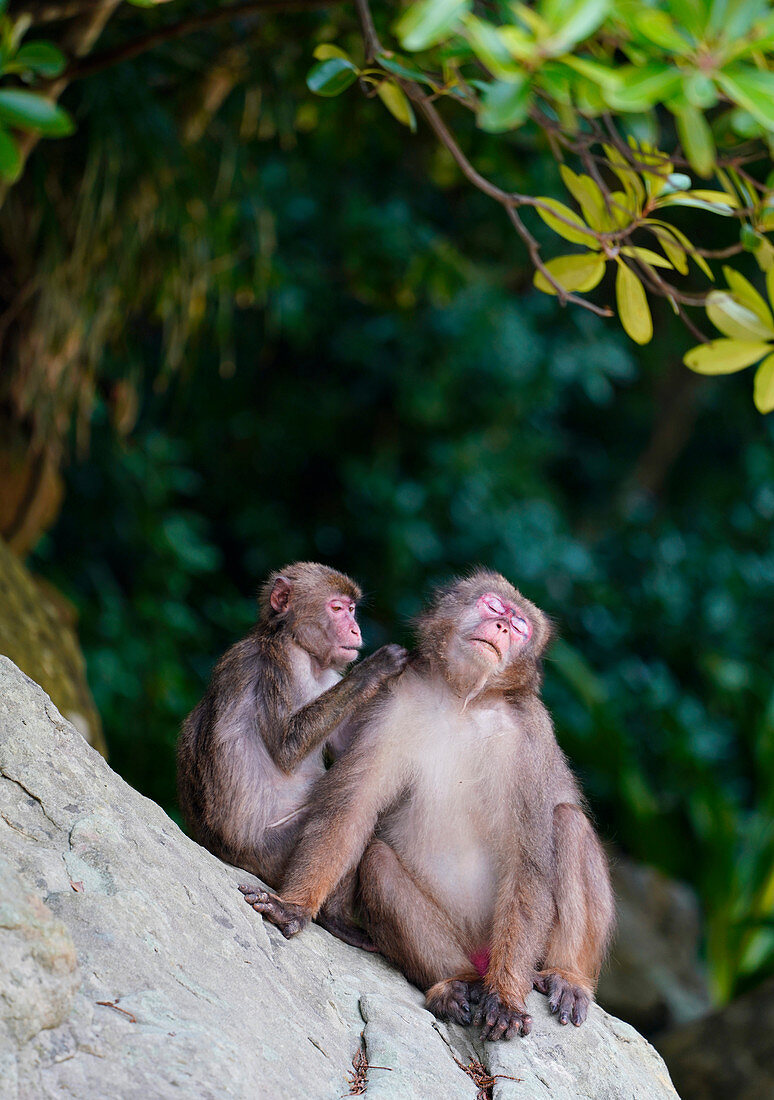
left=238, top=884, right=310, bottom=939
left=474, top=991, right=532, bottom=1041
left=426, top=979, right=483, bottom=1026
left=316, top=911, right=378, bottom=953
left=534, top=968, right=591, bottom=1027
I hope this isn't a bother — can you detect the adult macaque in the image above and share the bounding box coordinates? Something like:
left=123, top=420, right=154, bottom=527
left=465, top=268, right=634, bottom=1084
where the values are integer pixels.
left=241, top=571, right=614, bottom=1040
left=177, top=561, right=407, bottom=948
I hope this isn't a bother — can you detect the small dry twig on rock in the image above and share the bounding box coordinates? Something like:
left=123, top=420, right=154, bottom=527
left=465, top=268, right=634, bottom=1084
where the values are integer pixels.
left=345, top=1034, right=392, bottom=1095
left=96, top=1000, right=137, bottom=1023
left=453, top=1055, right=521, bottom=1100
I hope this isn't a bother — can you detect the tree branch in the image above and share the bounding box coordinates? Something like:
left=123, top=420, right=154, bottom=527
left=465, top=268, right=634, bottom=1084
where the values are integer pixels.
left=67, top=0, right=342, bottom=81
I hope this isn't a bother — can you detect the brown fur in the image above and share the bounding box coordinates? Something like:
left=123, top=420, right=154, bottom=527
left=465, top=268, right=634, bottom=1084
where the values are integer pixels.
left=246, top=570, right=614, bottom=1038
left=177, top=561, right=407, bottom=946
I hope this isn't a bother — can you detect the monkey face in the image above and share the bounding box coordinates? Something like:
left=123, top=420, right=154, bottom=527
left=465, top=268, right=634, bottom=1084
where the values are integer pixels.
left=417, top=571, right=551, bottom=698
left=324, top=594, right=363, bottom=668
left=467, top=592, right=533, bottom=666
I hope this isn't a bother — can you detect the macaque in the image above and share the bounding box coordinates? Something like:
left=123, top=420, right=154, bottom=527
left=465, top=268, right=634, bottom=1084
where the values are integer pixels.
left=177, top=561, right=407, bottom=948
left=242, top=571, right=614, bottom=1040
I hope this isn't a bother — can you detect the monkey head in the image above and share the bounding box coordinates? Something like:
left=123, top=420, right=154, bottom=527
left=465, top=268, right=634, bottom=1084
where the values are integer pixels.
left=260, top=561, right=364, bottom=671
left=417, top=570, right=553, bottom=698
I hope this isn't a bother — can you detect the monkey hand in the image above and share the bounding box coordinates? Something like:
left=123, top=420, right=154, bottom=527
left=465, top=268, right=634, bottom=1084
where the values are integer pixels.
left=426, top=978, right=484, bottom=1026
left=474, top=990, right=532, bottom=1041
left=534, top=968, right=591, bottom=1027
left=357, top=644, right=410, bottom=683
left=239, top=884, right=310, bottom=939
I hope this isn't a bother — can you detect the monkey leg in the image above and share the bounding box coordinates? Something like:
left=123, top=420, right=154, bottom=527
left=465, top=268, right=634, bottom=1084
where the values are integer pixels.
left=317, top=869, right=377, bottom=952
left=535, top=803, right=614, bottom=1027
left=359, top=839, right=482, bottom=1026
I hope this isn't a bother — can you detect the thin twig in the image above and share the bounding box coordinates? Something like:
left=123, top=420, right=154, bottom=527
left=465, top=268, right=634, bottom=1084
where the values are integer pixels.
left=96, top=1000, right=137, bottom=1023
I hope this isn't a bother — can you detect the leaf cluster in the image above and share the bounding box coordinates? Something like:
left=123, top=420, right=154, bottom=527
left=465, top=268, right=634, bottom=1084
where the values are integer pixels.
left=0, top=0, right=72, bottom=182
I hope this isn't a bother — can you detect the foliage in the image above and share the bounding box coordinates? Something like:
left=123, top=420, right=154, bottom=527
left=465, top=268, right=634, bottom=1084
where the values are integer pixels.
left=306, top=0, right=774, bottom=394
left=0, top=0, right=71, bottom=182
left=2, top=1, right=774, bottom=401
left=684, top=265, right=774, bottom=411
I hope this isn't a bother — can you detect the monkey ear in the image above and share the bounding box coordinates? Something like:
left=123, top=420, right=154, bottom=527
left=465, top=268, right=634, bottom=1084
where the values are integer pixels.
left=269, top=576, right=293, bottom=614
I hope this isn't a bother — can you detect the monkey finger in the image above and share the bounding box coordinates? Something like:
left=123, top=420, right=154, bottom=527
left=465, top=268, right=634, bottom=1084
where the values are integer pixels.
left=533, top=972, right=550, bottom=995
left=482, top=1013, right=509, bottom=1042
left=557, top=987, right=575, bottom=1026
left=571, top=992, right=590, bottom=1027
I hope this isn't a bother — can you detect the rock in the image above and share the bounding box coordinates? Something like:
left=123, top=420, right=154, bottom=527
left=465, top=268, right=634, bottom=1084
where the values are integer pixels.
left=656, top=976, right=774, bottom=1100
left=598, top=857, right=711, bottom=1036
left=0, top=656, right=679, bottom=1099
left=0, top=537, right=105, bottom=755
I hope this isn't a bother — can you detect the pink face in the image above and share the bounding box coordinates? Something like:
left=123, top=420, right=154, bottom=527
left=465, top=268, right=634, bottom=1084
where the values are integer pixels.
left=327, top=594, right=363, bottom=664
left=469, top=591, right=532, bottom=664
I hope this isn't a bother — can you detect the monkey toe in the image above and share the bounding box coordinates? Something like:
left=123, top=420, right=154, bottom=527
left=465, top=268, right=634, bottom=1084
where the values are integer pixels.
left=475, top=993, right=530, bottom=1041
left=426, top=980, right=473, bottom=1026
left=537, top=969, right=591, bottom=1028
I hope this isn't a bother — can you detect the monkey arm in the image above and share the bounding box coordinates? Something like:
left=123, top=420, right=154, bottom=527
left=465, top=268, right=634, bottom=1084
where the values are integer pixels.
left=279, top=721, right=408, bottom=918
left=267, top=645, right=407, bottom=774
left=534, top=801, right=614, bottom=1026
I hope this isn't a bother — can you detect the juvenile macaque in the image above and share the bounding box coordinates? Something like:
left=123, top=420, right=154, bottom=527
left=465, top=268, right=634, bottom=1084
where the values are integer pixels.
left=177, top=561, right=407, bottom=947
left=242, top=571, right=614, bottom=1040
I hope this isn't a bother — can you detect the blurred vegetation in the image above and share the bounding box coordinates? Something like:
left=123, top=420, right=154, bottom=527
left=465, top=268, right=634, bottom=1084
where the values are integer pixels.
left=0, top=3, right=770, bottom=1004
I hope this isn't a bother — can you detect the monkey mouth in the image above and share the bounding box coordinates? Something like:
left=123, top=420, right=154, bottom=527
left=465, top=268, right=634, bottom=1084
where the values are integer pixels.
left=470, top=637, right=502, bottom=660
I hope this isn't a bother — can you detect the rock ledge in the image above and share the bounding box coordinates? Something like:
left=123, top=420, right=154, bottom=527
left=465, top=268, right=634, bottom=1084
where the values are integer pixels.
left=0, top=657, right=679, bottom=1099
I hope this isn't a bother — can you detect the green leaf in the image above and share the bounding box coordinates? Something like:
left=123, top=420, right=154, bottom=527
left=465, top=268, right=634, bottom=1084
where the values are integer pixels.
left=674, top=104, right=715, bottom=178
left=722, top=265, right=774, bottom=328
left=0, top=125, right=20, bottom=181
left=606, top=65, right=683, bottom=112
left=533, top=252, right=606, bottom=295
left=684, top=338, right=771, bottom=374
left=0, top=90, right=74, bottom=135
left=543, top=0, right=610, bottom=52
left=535, top=198, right=598, bottom=246
left=464, top=14, right=526, bottom=79
left=602, top=143, right=645, bottom=207
left=620, top=246, right=674, bottom=269
left=559, top=165, right=608, bottom=230
left=657, top=191, right=737, bottom=215
left=647, top=226, right=688, bottom=274
left=646, top=220, right=713, bottom=279
left=376, top=80, right=416, bottom=131
left=395, top=0, right=471, bottom=51
left=559, top=54, right=622, bottom=90
left=717, top=66, right=774, bottom=131
left=753, top=352, right=774, bottom=412
left=632, top=9, right=690, bottom=52
left=706, top=291, right=774, bottom=340
left=377, top=53, right=436, bottom=85
left=478, top=76, right=530, bottom=132
left=616, top=261, right=652, bottom=344
left=11, top=41, right=66, bottom=78
left=313, top=44, right=352, bottom=62
left=306, top=57, right=358, bottom=97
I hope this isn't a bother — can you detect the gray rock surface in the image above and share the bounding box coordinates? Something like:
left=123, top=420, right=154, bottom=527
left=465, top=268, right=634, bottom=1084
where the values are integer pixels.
left=0, top=656, right=679, bottom=1099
